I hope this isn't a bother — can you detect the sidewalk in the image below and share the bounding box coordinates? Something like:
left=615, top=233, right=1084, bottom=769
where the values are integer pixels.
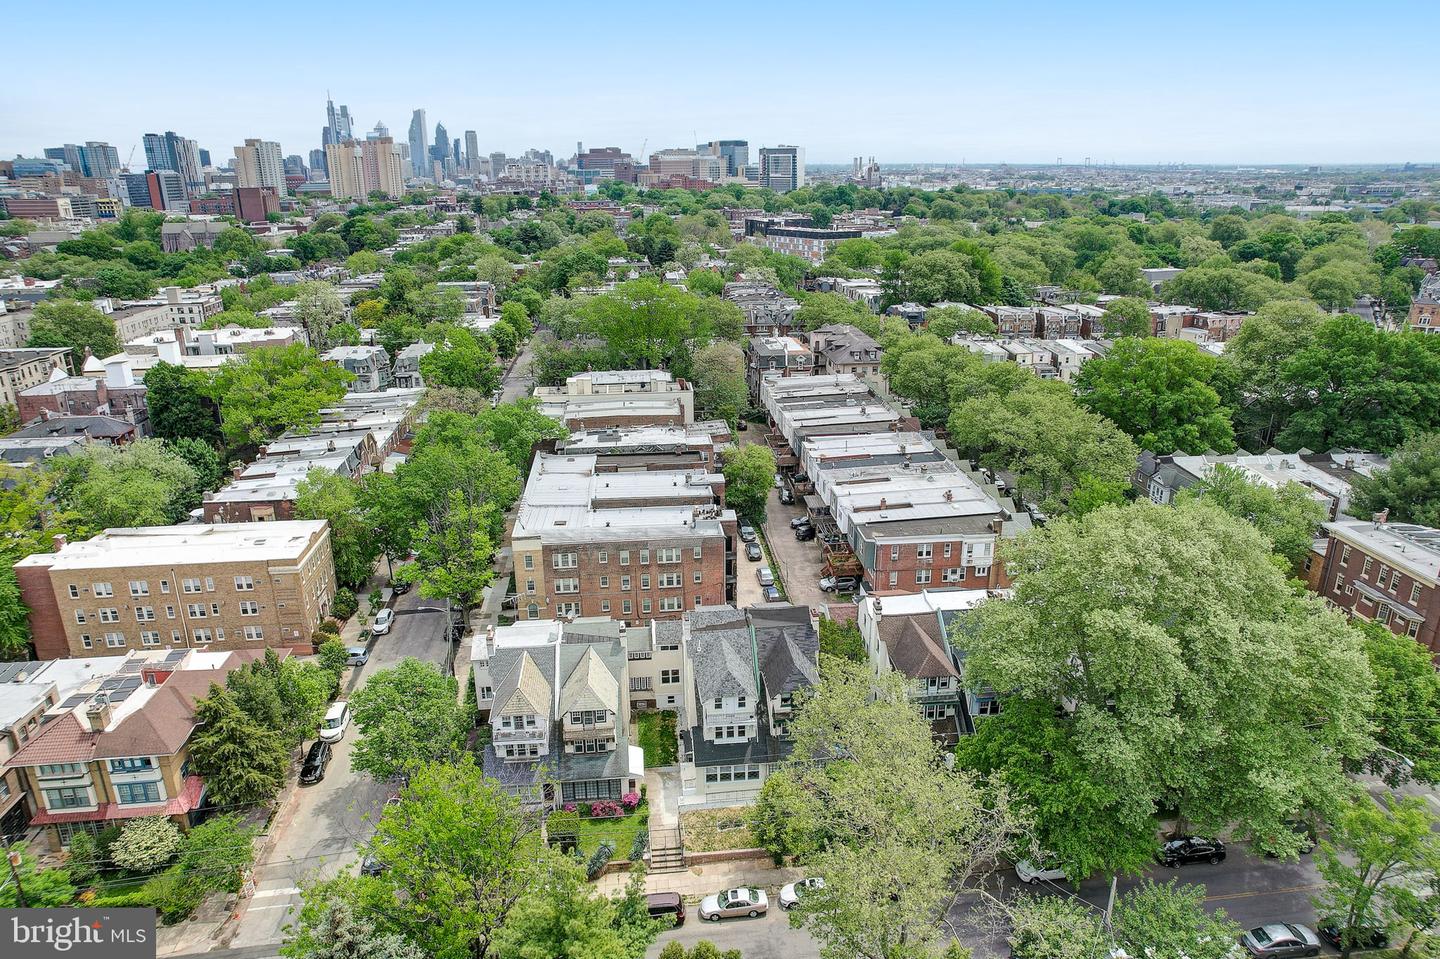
left=594, top=855, right=805, bottom=899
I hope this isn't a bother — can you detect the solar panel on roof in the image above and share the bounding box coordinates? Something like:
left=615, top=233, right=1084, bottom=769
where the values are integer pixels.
left=164, top=650, right=186, bottom=663
left=59, top=695, right=90, bottom=709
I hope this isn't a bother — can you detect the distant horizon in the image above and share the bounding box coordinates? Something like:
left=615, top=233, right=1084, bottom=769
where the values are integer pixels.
left=4, top=0, right=1437, bottom=167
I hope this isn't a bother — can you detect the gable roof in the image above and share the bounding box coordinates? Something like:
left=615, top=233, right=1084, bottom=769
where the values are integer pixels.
left=690, top=625, right=757, bottom=702
left=492, top=652, right=551, bottom=716
left=559, top=646, right=619, bottom=714
left=878, top=613, right=959, bottom=681
left=751, top=605, right=819, bottom=697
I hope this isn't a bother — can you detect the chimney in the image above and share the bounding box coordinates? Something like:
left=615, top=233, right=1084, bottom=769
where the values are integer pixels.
left=104, top=357, right=133, bottom=389
left=52, top=533, right=68, bottom=552
left=85, top=695, right=113, bottom=732
left=165, top=286, right=182, bottom=305
left=156, top=338, right=183, bottom=364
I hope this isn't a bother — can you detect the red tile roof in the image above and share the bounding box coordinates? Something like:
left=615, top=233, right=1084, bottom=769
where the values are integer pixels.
left=28, top=775, right=205, bottom=825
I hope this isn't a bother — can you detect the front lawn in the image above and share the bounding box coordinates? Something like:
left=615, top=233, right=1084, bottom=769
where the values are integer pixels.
left=550, top=809, right=648, bottom=862
left=680, top=807, right=757, bottom=853
left=634, top=710, right=678, bottom=767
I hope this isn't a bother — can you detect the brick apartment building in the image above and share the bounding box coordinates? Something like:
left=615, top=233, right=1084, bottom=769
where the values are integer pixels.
left=14, top=521, right=337, bottom=660
left=1317, top=518, right=1440, bottom=655
left=511, top=453, right=736, bottom=624
left=533, top=370, right=695, bottom=430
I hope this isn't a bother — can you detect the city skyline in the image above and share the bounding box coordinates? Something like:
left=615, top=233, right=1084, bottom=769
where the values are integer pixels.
left=4, top=0, right=1438, bottom=167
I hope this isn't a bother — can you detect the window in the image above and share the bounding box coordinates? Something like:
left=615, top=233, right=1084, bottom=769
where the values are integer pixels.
left=204, top=577, right=214, bottom=591
left=68, top=585, right=80, bottom=599
left=523, top=554, right=534, bottom=571
left=1362, top=557, right=1373, bottom=577
left=193, top=628, right=213, bottom=643
left=527, top=603, right=539, bottom=619
left=1409, top=621, right=1422, bottom=638
left=129, top=581, right=149, bottom=597
left=659, top=573, right=681, bottom=588
left=233, top=600, right=257, bottom=616
left=80, top=634, right=92, bottom=649
left=661, top=668, right=679, bottom=684
left=109, top=757, right=154, bottom=773
left=641, top=574, right=651, bottom=590
left=159, top=580, right=170, bottom=594
left=553, top=552, right=578, bottom=569
left=597, top=550, right=608, bottom=565
left=693, top=545, right=703, bottom=560
left=1390, top=571, right=1401, bottom=593
left=658, top=548, right=681, bottom=564
left=621, top=576, right=631, bottom=591
left=182, top=578, right=202, bottom=593
left=921, top=703, right=951, bottom=720
left=600, top=600, right=611, bottom=612
left=915, top=570, right=932, bottom=585
left=694, top=569, right=703, bottom=584
left=557, top=601, right=580, bottom=617
left=916, top=544, right=933, bottom=560
left=104, top=633, right=126, bottom=648
left=74, top=610, right=87, bottom=625
left=943, top=542, right=953, bottom=558
left=1412, top=584, right=1423, bottom=605
left=1340, top=545, right=1351, bottom=566
left=660, top=596, right=682, bottom=612
left=554, top=578, right=579, bottom=594
left=38, top=763, right=86, bottom=777
left=140, top=631, right=161, bottom=646
left=890, top=545, right=900, bottom=561
left=114, top=781, right=162, bottom=805
left=234, top=575, right=255, bottom=591
left=888, top=571, right=898, bottom=587
left=640, top=549, right=650, bottom=564
left=170, top=630, right=182, bottom=643
left=942, top=567, right=962, bottom=583
left=165, top=606, right=175, bottom=619
left=641, top=599, right=652, bottom=614
left=187, top=604, right=207, bottom=618
left=135, top=606, right=155, bottom=622
left=926, top=676, right=949, bottom=692
left=975, top=697, right=1002, bottom=717
left=98, top=607, right=120, bottom=623
left=210, top=603, right=220, bottom=616
left=598, top=576, right=609, bottom=589
left=93, top=582, right=113, bottom=597
left=623, top=600, right=632, bottom=615
left=44, top=787, right=90, bottom=810
left=975, top=565, right=991, bottom=580
left=704, top=764, right=761, bottom=783
left=242, top=626, right=264, bottom=641
left=620, top=550, right=631, bottom=566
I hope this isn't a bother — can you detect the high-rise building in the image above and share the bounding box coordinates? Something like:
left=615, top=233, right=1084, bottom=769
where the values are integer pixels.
left=142, top=133, right=170, bottom=173
left=284, top=154, right=306, bottom=177
left=142, top=132, right=202, bottom=196
left=82, top=142, right=120, bottom=179
left=309, top=148, right=328, bottom=177
left=649, top=148, right=699, bottom=177
left=489, top=152, right=507, bottom=179
left=43, top=144, right=84, bottom=174
left=324, top=142, right=365, bottom=200
left=233, top=139, right=286, bottom=197
left=452, top=138, right=461, bottom=169
left=759, top=145, right=805, bottom=193
left=699, top=140, right=748, bottom=176
left=431, top=123, right=450, bottom=163
left=464, top=131, right=479, bottom=171
left=123, top=170, right=186, bottom=210
left=408, top=109, right=428, bottom=178
left=198, top=148, right=212, bottom=168
left=369, top=121, right=389, bottom=139
left=324, top=96, right=353, bottom=145
left=359, top=137, right=406, bottom=198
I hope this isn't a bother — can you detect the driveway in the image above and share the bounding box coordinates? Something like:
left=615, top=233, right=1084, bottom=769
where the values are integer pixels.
left=229, top=590, right=454, bottom=948
left=648, top=906, right=821, bottom=959
left=499, top=339, right=535, bottom=404
left=761, top=491, right=826, bottom=612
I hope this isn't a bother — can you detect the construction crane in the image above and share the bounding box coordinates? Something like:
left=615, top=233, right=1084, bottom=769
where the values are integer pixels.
left=125, top=144, right=137, bottom=172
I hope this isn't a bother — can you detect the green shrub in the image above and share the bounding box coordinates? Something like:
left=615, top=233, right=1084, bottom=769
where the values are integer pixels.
left=109, top=816, right=182, bottom=873
left=140, top=867, right=206, bottom=924
left=585, top=840, right=615, bottom=879
left=331, top=588, right=358, bottom=620
left=89, top=891, right=151, bottom=909
left=66, top=831, right=100, bottom=889
left=630, top=828, right=649, bottom=862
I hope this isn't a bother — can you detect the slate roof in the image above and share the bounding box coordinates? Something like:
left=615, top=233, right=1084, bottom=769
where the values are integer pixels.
left=559, top=647, right=619, bottom=714
left=492, top=652, right=551, bottom=717
left=751, top=605, right=819, bottom=697
left=690, top=623, right=757, bottom=702
left=878, top=613, right=959, bottom=681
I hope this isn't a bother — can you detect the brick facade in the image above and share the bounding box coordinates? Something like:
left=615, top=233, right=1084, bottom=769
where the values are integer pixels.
left=1317, top=521, right=1440, bottom=655
left=515, top=536, right=732, bottom=624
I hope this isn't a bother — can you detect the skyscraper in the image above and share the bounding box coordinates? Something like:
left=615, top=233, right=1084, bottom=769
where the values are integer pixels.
left=325, top=142, right=365, bottom=200
left=758, top=145, right=805, bottom=193
left=44, top=145, right=85, bottom=174
left=360, top=137, right=406, bottom=198
left=142, top=132, right=202, bottom=196
left=408, top=109, right=428, bottom=178
left=284, top=155, right=306, bottom=176
left=324, top=96, right=353, bottom=145
left=234, top=139, right=286, bottom=197
left=432, top=123, right=450, bottom=162
left=699, top=140, right=748, bottom=177
left=82, top=142, right=120, bottom=179
left=465, top=131, right=479, bottom=172
left=309, top=148, right=328, bottom=177
left=198, top=148, right=212, bottom=168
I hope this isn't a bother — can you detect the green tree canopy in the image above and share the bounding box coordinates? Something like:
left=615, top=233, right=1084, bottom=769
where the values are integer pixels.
left=1074, top=338, right=1235, bottom=455
left=26, top=299, right=121, bottom=360
left=295, top=469, right=381, bottom=587
left=206, top=344, right=352, bottom=449
left=1352, top=432, right=1440, bottom=527
left=348, top=659, right=468, bottom=781
left=720, top=444, right=775, bottom=522
left=188, top=683, right=289, bottom=807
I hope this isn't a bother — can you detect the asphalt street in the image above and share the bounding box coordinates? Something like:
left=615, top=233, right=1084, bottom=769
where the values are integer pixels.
left=227, top=588, right=453, bottom=948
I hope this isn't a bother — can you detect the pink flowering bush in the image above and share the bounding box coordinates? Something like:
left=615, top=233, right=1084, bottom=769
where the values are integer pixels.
left=561, top=802, right=577, bottom=813
left=589, top=800, right=623, bottom=819
left=620, top=791, right=641, bottom=810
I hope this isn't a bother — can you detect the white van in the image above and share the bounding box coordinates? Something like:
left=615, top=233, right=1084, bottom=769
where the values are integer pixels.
left=319, top=701, right=349, bottom=743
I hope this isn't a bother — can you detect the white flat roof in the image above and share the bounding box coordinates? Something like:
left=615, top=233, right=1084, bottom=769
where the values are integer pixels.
left=17, top=520, right=326, bottom=570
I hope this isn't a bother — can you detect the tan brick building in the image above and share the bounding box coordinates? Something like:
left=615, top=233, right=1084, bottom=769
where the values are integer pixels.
left=14, top=521, right=336, bottom=660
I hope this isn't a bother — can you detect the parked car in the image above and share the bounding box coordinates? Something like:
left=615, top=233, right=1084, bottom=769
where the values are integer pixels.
left=1317, top=920, right=1388, bottom=951
left=1261, top=821, right=1317, bottom=858
left=645, top=891, right=685, bottom=927
left=779, top=877, right=825, bottom=910
left=819, top=575, right=860, bottom=593
left=762, top=585, right=782, bottom=602
left=391, top=579, right=411, bottom=595
left=737, top=420, right=748, bottom=432
left=745, top=542, right=763, bottom=561
left=780, top=489, right=794, bottom=505
left=1158, top=836, right=1226, bottom=867
left=372, top=608, right=395, bottom=635
left=345, top=646, right=369, bottom=667
left=359, top=855, right=387, bottom=877
left=756, top=566, right=775, bottom=587
left=1014, top=856, right=1067, bottom=884
left=738, top=525, right=758, bottom=544
left=318, top=700, right=350, bottom=743
left=1241, top=923, right=1320, bottom=958
left=299, top=740, right=332, bottom=785
left=795, top=524, right=817, bottom=541
left=773, top=475, right=783, bottom=489
left=699, top=887, right=768, bottom=921
left=790, top=515, right=812, bottom=529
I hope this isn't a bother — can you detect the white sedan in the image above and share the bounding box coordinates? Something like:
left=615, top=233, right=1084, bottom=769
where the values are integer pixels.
left=699, top=887, right=768, bottom=921
left=1014, top=857, right=1067, bottom=884
left=779, top=876, right=824, bottom=910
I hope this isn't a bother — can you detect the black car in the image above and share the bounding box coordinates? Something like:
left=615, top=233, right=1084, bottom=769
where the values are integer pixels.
left=360, top=855, right=388, bottom=877
left=1317, top=920, right=1388, bottom=951
left=299, top=740, right=332, bottom=785
left=391, top=579, right=411, bottom=595
left=1158, top=836, right=1225, bottom=866
left=745, top=542, right=763, bottom=561
left=795, top=524, right=817, bottom=541
left=790, top=516, right=812, bottom=530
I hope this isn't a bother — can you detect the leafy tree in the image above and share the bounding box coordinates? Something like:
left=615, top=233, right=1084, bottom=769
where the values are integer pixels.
left=1007, top=894, right=1110, bottom=959
left=410, top=485, right=497, bottom=610
left=26, top=299, right=121, bottom=359
left=348, top=659, right=468, bottom=781
left=226, top=648, right=334, bottom=746
left=1065, top=473, right=1128, bottom=517
left=580, top=278, right=697, bottom=370
left=317, top=637, right=349, bottom=690
left=1219, top=300, right=1326, bottom=450
left=108, top=815, right=183, bottom=872
left=1208, top=214, right=1249, bottom=248
left=1100, top=296, right=1153, bottom=337
left=817, top=616, right=865, bottom=664
left=418, top=325, right=501, bottom=393
left=52, top=439, right=202, bottom=530
left=794, top=292, right=872, bottom=332
left=960, top=500, right=1375, bottom=870
left=145, top=361, right=222, bottom=445
left=493, top=858, right=660, bottom=959
left=690, top=342, right=748, bottom=427
left=1111, top=880, right=1243, bottom=959
left=1178, top=464, right=1326, bottom=566
left=0, top=855, right=75, bottom=907
left=207, top=344, right=352, bottom=448
left=769, top=661, right=1021, bottom=959
left=93, top=265, right=154, bottom=299
left=295, top=469, right=380, bottom=587
left=924, top=305, right=994, bottom=338
left=1074, top=338, right=1235, bottom=455
left=175, top=813, right=256, bottom=894
left=345, top=250, right=381, bottom=274
left=1353, top=432, right=1440, bottom=527
left=1358, top=622, right=1440, bottom=785
left=167, top=437, right=223, bottom=494
left=283, top=900, right=425, bottom=959
left=292, top=282, right=346, bottom=347
left=188, top=683, right=289, bottom=807
left=1160, top=264, right=1287, bottom=312
left=499, top=300, right=532, bottom=338
left=1313, top=796, right=1440, bottom=959
left=472, top=400, right=566, bottom=473
left=686, top=268, right=726, bottom=297
left=721, top=444, right=775, bottom=522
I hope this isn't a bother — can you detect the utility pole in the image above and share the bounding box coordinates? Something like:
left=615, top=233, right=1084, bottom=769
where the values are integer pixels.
left=7, top=848, right=29, bottom=907
left=1103, top=873, right=1117, bottom=930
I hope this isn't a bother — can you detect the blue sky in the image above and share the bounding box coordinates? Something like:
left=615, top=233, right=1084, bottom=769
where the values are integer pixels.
left=4, top=0, right=1436, bottom=166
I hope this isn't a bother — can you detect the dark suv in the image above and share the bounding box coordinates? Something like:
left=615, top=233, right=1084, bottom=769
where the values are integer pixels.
left=1158, top=836, right=1226, bottom=867
left=300, top=740, right=332, bottom=785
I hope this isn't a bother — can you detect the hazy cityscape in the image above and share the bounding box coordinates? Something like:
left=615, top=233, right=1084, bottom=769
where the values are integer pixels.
left=2, top=3, right=1440, bottom=958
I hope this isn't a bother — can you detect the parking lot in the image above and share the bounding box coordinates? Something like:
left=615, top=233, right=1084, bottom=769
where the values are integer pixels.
left=761, top=486, right=827, bottom=611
